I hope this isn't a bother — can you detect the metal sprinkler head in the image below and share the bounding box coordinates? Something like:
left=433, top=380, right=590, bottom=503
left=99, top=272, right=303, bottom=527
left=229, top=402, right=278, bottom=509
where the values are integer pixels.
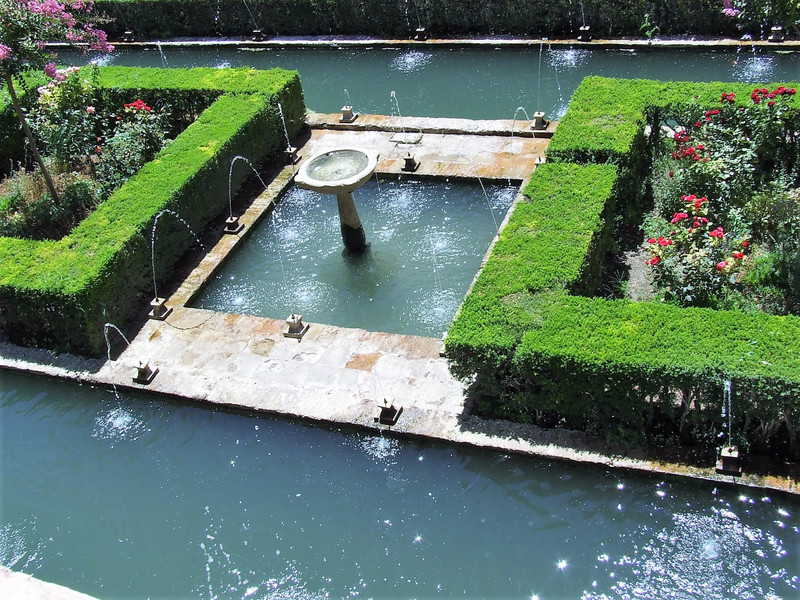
left=531, top=111, right=549, bottom=131
left=224, top=215, right=244, bottom=235
left=769, top=26, right=785, bottom=42
left=375, top=399, right=403, bottom=426
left=402, top=152, right=419, bottom=172
left=284, top=146, right=300, bottom=165
left=284, top=313, right=309, bottom=340
left=340, top=105, right=358, bottom=123
left=149, top=297, right=172, bottom=320
left=133, top=359, right=159, bottom=385
left=716, top=446, right=742, bottom=475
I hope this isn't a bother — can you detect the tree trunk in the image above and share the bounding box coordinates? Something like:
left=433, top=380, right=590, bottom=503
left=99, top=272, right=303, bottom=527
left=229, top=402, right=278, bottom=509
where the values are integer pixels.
left=4, top=72, right=60, bottom=204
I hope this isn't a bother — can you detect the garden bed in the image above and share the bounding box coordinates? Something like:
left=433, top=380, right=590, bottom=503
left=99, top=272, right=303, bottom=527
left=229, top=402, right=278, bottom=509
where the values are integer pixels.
left=0, top=66, right=305, bottom=355
left=447, top=76, right=800, bottom=461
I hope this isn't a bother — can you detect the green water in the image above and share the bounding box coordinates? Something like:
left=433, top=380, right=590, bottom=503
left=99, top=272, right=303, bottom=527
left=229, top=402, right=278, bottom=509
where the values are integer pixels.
left=72, top=45, right=800, bottom=119
left=193, top=179, right=515, bottom=337
left=2, top=369, right=799, bottom=599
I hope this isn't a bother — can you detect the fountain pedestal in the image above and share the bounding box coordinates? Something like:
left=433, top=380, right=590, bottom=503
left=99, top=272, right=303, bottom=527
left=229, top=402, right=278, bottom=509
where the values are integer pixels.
left=295, top=148, right=378, bottom=254
left=336, top=192, right=368, bottom=252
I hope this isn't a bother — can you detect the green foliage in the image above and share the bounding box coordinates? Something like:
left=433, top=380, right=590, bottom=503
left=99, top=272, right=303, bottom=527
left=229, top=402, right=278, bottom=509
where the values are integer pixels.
left=93, top=0, right=746, bottom=38
left=0, top=172, right=100, bottom=240
left=30, top=65, right=103, bottom=169
left=645, top=194, right=750, bottom=307
left=446, top=163, right=618, bottom=385
left=95, top=99, right=169, bottom=194
left=0, top=66, right=305, bottom=355
left=451, top=76, right=800, bottom=458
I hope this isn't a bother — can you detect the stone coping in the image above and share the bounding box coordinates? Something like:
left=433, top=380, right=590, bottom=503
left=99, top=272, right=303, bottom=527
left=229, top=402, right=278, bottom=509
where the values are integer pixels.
left=0, top=566, right=99, bottom=600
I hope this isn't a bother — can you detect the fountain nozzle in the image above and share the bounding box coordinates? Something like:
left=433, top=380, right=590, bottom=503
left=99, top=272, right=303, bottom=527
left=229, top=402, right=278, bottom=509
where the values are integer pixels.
left=402, top=153, right=419, bottom=172
left=133, top=360, right=159, bottom=385
left=284, top=313, right=309, bottom=340
left=224, top=215, right=245, bottom=235
left=531, top=111, right=549, bottom=131
left=149, top=297, right=172, bottom=320
left=716, top=446, right=742, bottom=476
left=375, top=398, right=403, bottom=426
left=340, top=105, right=358, bottom=123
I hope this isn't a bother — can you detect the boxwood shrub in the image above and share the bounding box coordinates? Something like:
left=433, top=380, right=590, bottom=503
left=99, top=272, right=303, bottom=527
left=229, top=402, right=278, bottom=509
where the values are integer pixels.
left=0, top=66, right=305, bottom=356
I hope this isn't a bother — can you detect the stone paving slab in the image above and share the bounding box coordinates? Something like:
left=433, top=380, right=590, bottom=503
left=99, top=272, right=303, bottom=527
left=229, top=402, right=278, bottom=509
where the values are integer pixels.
left=0, top=566, right=99, bottom=600
left=303, top=114, right=550, bottom=181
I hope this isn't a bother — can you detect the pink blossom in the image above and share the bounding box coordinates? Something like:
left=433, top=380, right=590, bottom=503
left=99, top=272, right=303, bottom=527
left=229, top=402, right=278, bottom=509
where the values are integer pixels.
left=43, top=62, right=57, bottom=78
left=671, top=212, right=688, bottom=224
left=0, top=44, right=11, bottom=61
left=86, top=105, right=95, bottom=114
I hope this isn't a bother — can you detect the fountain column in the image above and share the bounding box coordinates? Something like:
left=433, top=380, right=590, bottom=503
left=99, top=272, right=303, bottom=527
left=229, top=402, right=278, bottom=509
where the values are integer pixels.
left=295, top=148, right=378, bottom=254
left=336, top=191, right=368, bottom=252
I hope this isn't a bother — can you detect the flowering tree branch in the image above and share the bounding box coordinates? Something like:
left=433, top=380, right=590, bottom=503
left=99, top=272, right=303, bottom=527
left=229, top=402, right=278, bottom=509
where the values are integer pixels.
left=0, top=0, right=113, bottom=203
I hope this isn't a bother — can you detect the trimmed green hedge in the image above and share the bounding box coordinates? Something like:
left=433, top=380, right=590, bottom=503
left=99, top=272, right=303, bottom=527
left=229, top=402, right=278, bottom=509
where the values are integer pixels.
left=93, top=0, right=762, bottom=39
left=448, top=76, right=800, bottom=457
left=0, top=66, right=305, bottom=355
left=447, top=162, right=619, bottom=386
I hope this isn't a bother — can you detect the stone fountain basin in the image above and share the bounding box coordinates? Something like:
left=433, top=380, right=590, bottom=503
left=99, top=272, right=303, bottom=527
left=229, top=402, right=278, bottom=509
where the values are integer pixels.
left=295, top=148, right=378, bottom=194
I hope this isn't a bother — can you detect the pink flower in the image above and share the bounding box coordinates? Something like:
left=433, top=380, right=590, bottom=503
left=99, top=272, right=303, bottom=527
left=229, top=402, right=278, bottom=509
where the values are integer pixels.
left=671, top=212, right=688, bottom=224
left=43, top=62, right=57, bottom=78
left=646, top=256, right=661, bottom=266
left=0, top=44, right=11, bottom=61
left=716, top=261, right=728, bottom=271
left=86, top=105, right=95, bottom=114
left=708, top=227, right=725, bottom=239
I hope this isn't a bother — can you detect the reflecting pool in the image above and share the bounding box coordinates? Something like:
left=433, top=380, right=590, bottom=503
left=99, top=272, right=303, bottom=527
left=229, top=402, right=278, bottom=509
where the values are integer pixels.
left=193, top=178, right=516, bottom=337
left=69, top=45, right=800, bottom=120
left=2, top=370, right=799, bottom=599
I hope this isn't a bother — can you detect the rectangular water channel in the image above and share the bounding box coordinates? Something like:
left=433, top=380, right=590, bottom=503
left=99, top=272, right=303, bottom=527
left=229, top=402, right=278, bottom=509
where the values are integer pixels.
left=192, top=177, right=517, bottom=337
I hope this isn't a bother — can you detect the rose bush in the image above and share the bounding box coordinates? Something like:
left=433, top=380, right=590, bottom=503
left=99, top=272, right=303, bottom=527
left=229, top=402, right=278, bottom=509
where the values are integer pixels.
left=647, top=86, right=800, bottom=312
